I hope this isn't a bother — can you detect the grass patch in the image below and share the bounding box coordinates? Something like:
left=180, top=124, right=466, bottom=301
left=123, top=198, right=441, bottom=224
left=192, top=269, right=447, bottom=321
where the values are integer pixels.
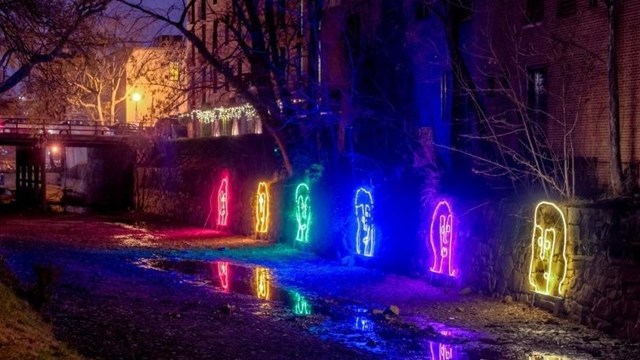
left=0, top=278, right=82, bottom=359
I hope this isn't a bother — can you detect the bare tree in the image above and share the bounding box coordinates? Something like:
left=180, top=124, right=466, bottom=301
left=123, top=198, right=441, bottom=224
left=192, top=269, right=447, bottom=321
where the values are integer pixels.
left=0, top=0, right=108, bottom=94
left=24, top=13, right=187, bottom=125
left=118, top=0, right=328, bottom=176
left=605, top=0, right=624, bottom=195
left=426, top=0, right=607, bottom=200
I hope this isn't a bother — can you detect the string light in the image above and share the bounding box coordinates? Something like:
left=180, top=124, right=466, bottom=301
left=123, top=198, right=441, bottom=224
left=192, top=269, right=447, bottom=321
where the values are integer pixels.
left=217, top=177, right=229, bottom=226
left=192, top=104, right=259, bottom=124
left=255, top=267, right=270, bottom=300
left=217, top=262, right=230, bottom=292
left=255, top=182, right=270, bottom=234
left=354, top=188, right=375, bottom=257
left=528, top=201, right=568, bottom=297
left=429, top=201, right=456, bottom=277
left=295, top=183, right=311, bottom=243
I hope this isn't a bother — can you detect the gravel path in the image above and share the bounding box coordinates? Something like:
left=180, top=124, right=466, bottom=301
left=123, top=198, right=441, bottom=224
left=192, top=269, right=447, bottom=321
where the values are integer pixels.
left=0, top=213, right=638, bottom=359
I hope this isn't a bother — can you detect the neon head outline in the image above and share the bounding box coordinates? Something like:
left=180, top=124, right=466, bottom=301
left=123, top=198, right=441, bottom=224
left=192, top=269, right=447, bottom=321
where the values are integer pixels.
left=429, top=200, right=456, bottom=277
left=295, top=183, right=311, bottom=243
left=354, top=187, right=375, bottom=257
left=255, top=182, right=270, bottom=234
left=528, top=201, right=568, bottom=297
left=217, top=176, right=229, bottom=226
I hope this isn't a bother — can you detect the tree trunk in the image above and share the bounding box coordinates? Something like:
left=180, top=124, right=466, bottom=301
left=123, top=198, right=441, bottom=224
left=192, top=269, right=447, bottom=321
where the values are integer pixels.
left=607, top=0, right=624, bottom=196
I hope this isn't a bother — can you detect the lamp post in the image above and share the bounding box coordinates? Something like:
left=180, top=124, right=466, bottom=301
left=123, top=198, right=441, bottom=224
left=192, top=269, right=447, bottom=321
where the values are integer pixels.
left=132, top=91, right=142, bottom=124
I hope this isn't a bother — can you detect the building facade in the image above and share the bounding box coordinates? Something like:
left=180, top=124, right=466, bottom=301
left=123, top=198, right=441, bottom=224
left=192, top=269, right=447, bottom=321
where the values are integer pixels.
left=185, top=0, right=319, bottom=137
left=124, top=35, right=188, bottom=125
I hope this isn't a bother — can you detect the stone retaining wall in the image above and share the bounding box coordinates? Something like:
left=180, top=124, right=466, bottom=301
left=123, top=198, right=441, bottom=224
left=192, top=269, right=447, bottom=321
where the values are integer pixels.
left=458, top=200, right=640, bottom=340
left=134, top=136, right=282, bottom=235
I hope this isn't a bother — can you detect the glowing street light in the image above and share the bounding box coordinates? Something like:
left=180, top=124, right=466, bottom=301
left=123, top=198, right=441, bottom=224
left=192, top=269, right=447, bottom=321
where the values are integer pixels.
left=132, top=91, right=142, bottom=124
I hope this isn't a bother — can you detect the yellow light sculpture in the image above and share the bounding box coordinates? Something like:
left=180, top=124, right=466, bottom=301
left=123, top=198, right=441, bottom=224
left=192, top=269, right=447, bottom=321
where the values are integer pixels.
left=255, top=182, right=270, bottom=234
left=528, top=201, right=568, bottom=297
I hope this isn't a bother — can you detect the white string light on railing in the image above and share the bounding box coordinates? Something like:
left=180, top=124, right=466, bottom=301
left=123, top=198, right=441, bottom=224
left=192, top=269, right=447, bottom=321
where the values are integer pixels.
left=192, top=104, right=259, bottom=124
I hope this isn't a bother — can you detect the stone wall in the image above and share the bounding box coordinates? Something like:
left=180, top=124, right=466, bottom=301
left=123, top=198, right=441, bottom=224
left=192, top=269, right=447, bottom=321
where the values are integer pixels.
left=134, top=136, right=283, bottom=235
left=457, top=199, right=640, bottom=341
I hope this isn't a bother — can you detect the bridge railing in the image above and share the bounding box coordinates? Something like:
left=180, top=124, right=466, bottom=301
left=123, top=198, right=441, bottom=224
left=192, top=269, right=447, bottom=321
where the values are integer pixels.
left=0, top=119, right=113, bottom=136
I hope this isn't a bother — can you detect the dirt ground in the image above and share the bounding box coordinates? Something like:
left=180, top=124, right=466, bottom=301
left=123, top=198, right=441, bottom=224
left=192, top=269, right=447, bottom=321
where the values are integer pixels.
left=0, top=212, right=638, bottom=359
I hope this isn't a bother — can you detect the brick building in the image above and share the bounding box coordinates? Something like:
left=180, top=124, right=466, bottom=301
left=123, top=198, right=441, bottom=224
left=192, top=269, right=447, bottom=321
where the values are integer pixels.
left=321, top=0, right=640, bottom=195
left=185, top=0, right=319, bottom=137
left=459, top=0, right=640, bottom=195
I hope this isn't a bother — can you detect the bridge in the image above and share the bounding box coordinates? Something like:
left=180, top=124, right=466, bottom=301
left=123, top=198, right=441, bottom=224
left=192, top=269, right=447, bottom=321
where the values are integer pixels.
left=0, top=131, right=138, bottom=209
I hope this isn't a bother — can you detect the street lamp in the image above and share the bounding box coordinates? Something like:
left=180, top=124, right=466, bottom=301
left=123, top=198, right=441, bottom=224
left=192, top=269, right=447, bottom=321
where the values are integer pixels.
left=132, top=91, right=142, bottom=124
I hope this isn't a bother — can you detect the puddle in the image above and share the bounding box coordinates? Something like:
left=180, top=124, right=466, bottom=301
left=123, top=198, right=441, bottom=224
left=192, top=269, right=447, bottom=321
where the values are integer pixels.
left=135, top=258, right=316, bottom=317
left=526, top=353, right=571, bottom=360
left=134, top=258, right=502, bottom=359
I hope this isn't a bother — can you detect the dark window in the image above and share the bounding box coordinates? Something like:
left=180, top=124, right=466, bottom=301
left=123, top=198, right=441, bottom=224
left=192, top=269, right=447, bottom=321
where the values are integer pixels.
left=415, top=0, right=429, bottom=20
left=212, top=68, right=218, bottom=91
left=527, top=66, right=548, bottom=122
left=278, top=0, right=286, bottom=25
left=346, top=12, right=361, bottom=58
left=557, top=0, right=577, bottom=17
left=589, top=0, right=598, bottom=7
left=200, top=0, right=206, bottom=20
left=299, top=0, right=304, bottom=34
left=225, top=62, right=230, bottom=91
left=190, top=74, right=195, bottom=106
left=224, top=16, right=230, bottom=43
left=190, top=2, right=196, bottom=24
left=296, top=43, right=303, bottom=81
left=525, top=0, right=544, bottom=24
left=213, top=20, right=218, bottom=48
left=201, top=67, right=207, bottom=104
left=454, top=0, right=473, bottom=21
left=486, top=76, right=497, bottom=97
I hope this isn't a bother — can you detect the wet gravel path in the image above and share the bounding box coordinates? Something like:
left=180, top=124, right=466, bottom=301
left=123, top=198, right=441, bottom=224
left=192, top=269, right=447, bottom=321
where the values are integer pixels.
left=0, top=213, right=639, bottom=359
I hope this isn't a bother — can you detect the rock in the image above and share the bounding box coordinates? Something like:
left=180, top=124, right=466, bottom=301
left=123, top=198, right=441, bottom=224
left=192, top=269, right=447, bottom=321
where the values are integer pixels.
left=366, top=339, right=376, bottom=347
left=455, top=307, right=463, bottom=313
left=220, top=303, right=234, bottom=314
left=459, top=287, right=472, bottom=295
left=341, top=255, right=355, bottom=267
left=372, top=309, right=384, bottom=315
left=384, top=305, right=400, bottom=317
left=503, top=295, right=513, bottom=304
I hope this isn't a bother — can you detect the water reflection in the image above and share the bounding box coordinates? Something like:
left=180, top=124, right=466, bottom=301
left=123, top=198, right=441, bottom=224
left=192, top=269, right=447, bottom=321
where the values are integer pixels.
left=527, top=353, right=570, bottom=360
left=354, top=317, right=374, bottom=332
left=292, top=291, right=311, bottom=315
left=216, top=261, right=230, bottom=292
left=136, top=258, right=497, bottom=358
left=255, top=267, right=271, bottom=300
left=211, top=261, right=312, bottom=316
left=429, top=341, right=456, bottom=360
